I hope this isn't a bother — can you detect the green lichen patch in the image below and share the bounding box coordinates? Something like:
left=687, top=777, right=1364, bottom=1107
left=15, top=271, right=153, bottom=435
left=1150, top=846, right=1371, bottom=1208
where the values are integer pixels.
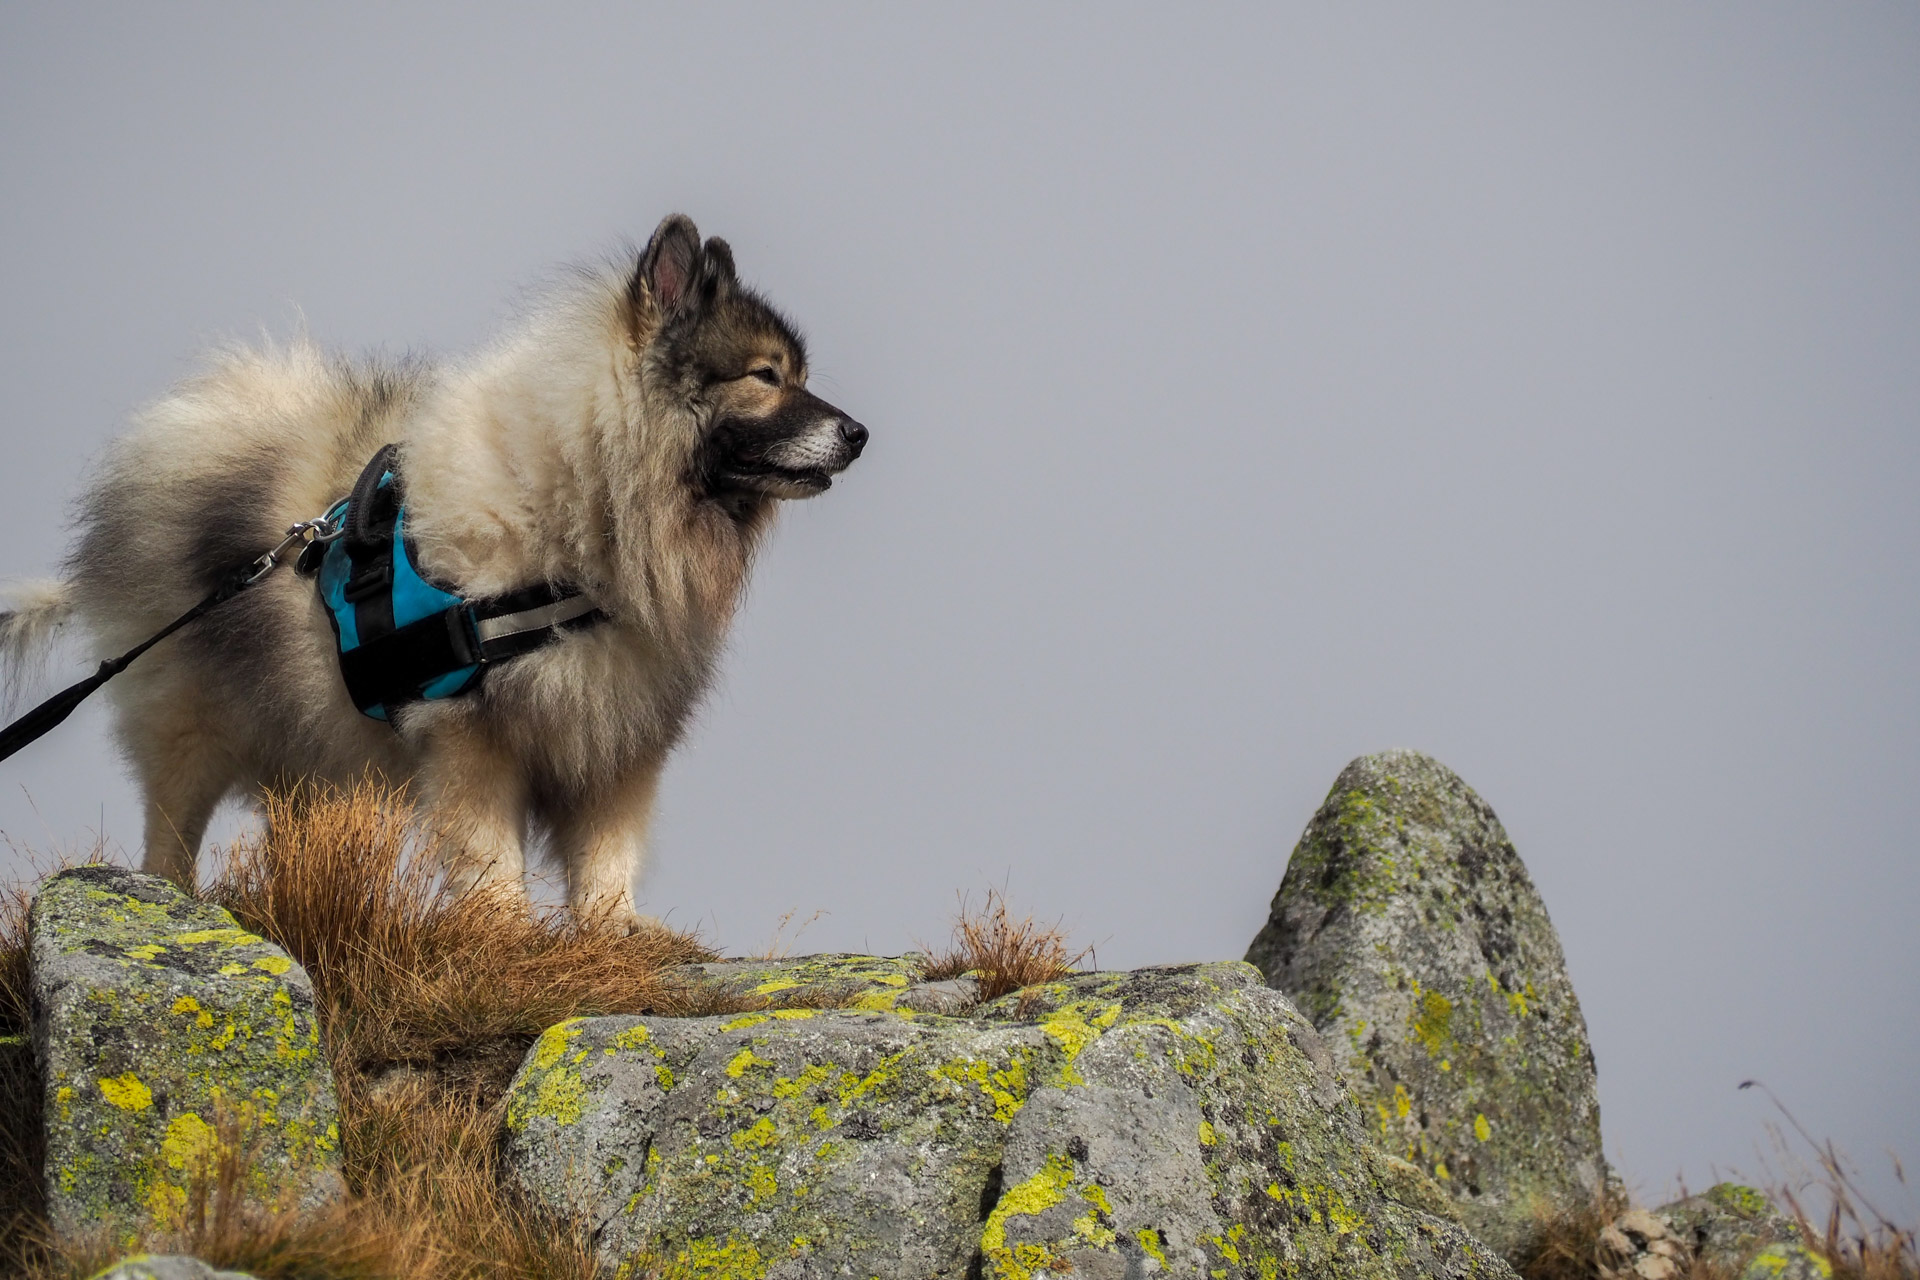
left=1245, top=751, right=1608, bottom=1261
left=30, top=866, right=341, bottom=1241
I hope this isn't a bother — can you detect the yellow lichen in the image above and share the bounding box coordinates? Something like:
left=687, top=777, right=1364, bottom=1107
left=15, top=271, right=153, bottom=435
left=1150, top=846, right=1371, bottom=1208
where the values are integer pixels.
left=612, top=1024, right=653, bottom=1051
left=1474, top=1113, right=1491, bottom=1142
left=98, top=1072, right=153, bottom=1111
left=531, top=1019, right=585, bottom=1070
left=170, top=995, right=215, bottom=1029
left=509, top=1022, right=589, bottom=1129
left=772, top=1063, right=832, bottom=1099
left=726, top=1048, right=771, bottom=1078
left=1411, top=986, right=1453, bottom=1057
left=835, top=1050, right=906, bottom=1106
left=172, top=927, right=264, bottom=947
left=670, top=1235, right=769, bottom=1280
left=732, top=1118, right=779, bottom=1149
left=1037, top=1001, right=1122, bottom=1084
left=981, top=1153, right=1077, bottom=1276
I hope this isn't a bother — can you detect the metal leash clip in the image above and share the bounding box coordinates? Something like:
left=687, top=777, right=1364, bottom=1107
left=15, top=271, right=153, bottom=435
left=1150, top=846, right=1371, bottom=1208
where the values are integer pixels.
left=240, top=511, right=347, bottom=588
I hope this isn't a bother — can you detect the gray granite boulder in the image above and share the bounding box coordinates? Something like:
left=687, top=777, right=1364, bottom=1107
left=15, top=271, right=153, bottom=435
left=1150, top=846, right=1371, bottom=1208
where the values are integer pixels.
left=30, top=866, right=341, bottom=1240
left=1245, top=751, right=1607, bottom=1260
left=504, top=956, right=1518, bottom=1279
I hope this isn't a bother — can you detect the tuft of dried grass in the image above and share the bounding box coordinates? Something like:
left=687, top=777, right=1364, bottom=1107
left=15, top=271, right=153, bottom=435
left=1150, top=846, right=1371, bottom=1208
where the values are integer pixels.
left=205, top=778, right=713, bottom=1083
left=923, top=887, right=1088, bottom=1001
left=1513, top=1187, right=1629, bottom=1280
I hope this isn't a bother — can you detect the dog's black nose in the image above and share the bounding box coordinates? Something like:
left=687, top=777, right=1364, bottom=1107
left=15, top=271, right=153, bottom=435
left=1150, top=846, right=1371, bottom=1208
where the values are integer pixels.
left=839, top=418, right=869, bottom=453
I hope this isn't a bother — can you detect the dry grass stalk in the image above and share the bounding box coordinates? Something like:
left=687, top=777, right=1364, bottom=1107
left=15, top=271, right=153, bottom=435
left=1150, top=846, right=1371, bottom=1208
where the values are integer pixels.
left=1741, top=1082, right=1918, bottom=1280
left=923, top=886, right=1087, bottom=1001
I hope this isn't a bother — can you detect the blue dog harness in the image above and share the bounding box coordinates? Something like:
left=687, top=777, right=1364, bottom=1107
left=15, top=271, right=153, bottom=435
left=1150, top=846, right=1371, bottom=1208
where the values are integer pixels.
left=305, top=444, right=605, bottom=720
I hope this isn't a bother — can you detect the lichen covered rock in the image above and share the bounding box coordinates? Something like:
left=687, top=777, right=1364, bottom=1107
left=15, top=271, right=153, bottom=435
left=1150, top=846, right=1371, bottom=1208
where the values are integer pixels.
left=505, top=960, right=1518, bottom=1279
left=1595, top=1207, right=1691, bottom=1279
left=666, top=952, right=981, bottom=1014
left=30, top=866, right=341, bottom=1240
left=1595, top=1185, right=1803, bottom=1279
left=1656, top=1183, right=1803, bottom=1273
left=1245, top=751, right=1607, bottom=1260
left=1739, top=1242, right=1833, bottom=1279
left=88, top=1256, right=257, bottom=1280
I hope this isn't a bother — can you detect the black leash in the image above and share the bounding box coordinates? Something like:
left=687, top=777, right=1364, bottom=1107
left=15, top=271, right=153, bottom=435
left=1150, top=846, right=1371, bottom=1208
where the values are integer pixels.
left=0, top=519, right=334, bottom=765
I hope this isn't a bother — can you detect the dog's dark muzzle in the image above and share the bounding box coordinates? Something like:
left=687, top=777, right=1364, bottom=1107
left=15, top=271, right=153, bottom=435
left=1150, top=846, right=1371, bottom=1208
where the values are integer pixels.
left=837, top=416, right=869, bottom=457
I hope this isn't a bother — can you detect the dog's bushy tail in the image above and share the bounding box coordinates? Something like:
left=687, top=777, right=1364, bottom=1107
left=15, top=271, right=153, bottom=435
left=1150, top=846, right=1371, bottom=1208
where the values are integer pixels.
left=0, top=579, right=75, bottom=709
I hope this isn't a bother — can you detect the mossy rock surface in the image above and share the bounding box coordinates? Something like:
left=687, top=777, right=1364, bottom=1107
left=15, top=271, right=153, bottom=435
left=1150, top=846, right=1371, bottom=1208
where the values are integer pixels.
left=30, top=866, right=342, bottom=1241
left=88, top=1256, right=257, bottom=1280
left=1245, top=751, right=1607, bottom=1261
left=666, top=952, right=981, bottom=1014
left=504, top=959, right=1517, bottom=1279
left=1656, top=1182, right=1803, bottom=1273
left=1739, top=1241, right=1834, bottom=1279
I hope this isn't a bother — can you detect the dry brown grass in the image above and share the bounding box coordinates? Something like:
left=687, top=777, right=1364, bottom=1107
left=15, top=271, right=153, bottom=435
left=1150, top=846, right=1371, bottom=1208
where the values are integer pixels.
left=922, top=886, right=1088, bottom=1001
left=1513, top=1188, right=1629, bottom=1280
left=207, top=779, right=713, bottom=1086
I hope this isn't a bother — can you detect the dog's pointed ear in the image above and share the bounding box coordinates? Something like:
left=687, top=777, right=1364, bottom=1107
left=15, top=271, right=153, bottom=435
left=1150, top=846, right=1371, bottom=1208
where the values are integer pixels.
left=633, top=214, right=703, bottom=320
left=701, top=237, right=737, bottom=287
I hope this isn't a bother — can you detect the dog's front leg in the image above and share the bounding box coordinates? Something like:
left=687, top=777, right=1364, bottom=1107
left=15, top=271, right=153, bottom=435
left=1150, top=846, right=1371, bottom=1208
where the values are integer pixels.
left=548, top=757, right=665, bottom=930
left=416, top=721, right=531, bottom=908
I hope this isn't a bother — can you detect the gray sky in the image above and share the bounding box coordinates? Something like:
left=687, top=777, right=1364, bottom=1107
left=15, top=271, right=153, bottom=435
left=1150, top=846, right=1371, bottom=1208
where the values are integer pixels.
left=3, top=4, right=1915, bottom=1217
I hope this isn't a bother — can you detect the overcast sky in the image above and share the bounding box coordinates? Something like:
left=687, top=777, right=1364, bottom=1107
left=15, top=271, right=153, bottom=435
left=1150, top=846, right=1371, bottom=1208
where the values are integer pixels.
left=2, top=4, right=1915, bottom=1218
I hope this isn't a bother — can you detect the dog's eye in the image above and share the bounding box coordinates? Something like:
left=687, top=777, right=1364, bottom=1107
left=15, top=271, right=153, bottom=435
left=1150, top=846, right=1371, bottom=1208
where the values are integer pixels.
left=749, top=367, right=779, bottom=386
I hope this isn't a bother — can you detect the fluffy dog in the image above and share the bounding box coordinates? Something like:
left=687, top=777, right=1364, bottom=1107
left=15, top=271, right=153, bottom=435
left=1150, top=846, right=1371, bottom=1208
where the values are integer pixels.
left=0, top=214, right=867, bottom=923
